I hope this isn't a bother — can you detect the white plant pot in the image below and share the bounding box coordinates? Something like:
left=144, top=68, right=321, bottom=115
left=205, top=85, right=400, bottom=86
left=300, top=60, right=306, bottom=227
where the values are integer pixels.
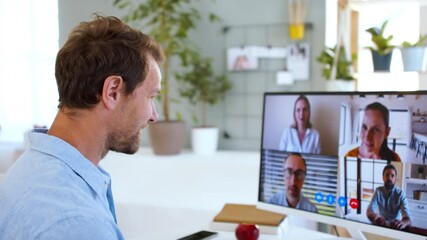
left=401, top=47, right=427, bottom=72
left=191, top=127, right=219, bottom=155
left=325, top=79, right=355, bottom=92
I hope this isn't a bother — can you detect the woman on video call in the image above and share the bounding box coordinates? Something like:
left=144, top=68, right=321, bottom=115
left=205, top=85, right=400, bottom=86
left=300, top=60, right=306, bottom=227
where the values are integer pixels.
left=346, top=102, right=401, bottom=162
left=279, top=95, right=321, bottom=154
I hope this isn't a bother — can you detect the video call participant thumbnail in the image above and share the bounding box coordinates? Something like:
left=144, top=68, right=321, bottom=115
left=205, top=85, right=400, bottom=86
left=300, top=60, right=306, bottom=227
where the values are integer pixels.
left=279, top=95, right=321, bottom=154
left=366, top=164, right=411, bottom=230
left=346, top=102, right=401, bottom=162
left=269, top=153, right=318, bottom=213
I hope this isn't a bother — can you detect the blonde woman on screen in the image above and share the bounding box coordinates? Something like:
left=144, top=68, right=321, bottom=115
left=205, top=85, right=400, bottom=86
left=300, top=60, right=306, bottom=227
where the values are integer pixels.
left=279, top=95, right=321, bottom=154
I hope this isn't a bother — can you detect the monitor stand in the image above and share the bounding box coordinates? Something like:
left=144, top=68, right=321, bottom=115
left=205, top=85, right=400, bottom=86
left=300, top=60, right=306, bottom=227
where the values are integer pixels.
left=282, top=216, right=367, bottom=240
left=345, top=228, right=367, bottom=240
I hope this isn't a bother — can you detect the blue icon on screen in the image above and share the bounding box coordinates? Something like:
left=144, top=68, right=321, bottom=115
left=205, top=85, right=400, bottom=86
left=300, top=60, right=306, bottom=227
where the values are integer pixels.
left=338, top=196, right=347, bottom=207
left=326, top=194, right=335, bottom=205
left=315, top=192, right=324, bottom=203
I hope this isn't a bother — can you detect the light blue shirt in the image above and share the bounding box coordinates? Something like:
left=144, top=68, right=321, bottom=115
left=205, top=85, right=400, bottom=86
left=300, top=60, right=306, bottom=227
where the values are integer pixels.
left=367, top=185, right=410, bottom=221
left=279, top=127, right=321, bottom=154
left=269, top=190, right=318, bottom=213
left=0, top=130, right=124, bottom=240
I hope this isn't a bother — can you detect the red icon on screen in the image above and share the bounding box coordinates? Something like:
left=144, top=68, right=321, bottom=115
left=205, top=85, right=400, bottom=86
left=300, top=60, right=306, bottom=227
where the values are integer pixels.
left=349, top=198, right=359, bottom=209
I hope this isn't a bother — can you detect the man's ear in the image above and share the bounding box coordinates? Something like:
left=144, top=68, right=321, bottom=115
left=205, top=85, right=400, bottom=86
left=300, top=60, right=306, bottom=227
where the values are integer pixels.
left=101, top=75, right=124, bottom=110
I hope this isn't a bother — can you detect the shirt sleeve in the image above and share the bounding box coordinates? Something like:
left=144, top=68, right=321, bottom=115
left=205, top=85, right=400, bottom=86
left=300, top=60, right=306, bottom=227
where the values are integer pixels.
left=269, top=192, right=283, bottom=205
left=367, top=189, right=379, bottom=214
left=399, top=191, right=411, bottom=219
left=313, top=129, right=321, bottom=154
left=35, top=216, right=122, bottom=240
left=279, top=128, right=288, bottom=151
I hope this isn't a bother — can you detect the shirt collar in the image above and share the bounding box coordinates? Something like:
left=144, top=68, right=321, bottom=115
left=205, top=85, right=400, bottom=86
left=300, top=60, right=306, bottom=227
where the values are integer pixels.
left=28, top=130, right=110, bottom=198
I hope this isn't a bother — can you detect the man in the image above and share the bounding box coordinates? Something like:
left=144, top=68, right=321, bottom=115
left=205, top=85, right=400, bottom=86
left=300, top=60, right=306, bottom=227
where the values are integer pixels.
left=0, top=16, right=164, bottom=239
left=269, top=153, right=318, bottom=212
left=367, top=164, right=411, bottom=230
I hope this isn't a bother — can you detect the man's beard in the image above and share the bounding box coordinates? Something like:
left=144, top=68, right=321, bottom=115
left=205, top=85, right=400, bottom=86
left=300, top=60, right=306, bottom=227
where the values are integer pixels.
left=107, top=130, right=141, bottom=156
left=287, top=185, right=301, bottom=198
left=384, top=180, right=394, bottom=190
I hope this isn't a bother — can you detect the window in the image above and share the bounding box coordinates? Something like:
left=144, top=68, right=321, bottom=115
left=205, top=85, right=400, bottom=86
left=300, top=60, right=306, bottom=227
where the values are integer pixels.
left=0, top=0, right=58, bottom=142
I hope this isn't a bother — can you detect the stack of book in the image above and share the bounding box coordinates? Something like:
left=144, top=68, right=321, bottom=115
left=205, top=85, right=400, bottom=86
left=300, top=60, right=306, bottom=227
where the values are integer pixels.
left=209, top=203, right=286, bottom=235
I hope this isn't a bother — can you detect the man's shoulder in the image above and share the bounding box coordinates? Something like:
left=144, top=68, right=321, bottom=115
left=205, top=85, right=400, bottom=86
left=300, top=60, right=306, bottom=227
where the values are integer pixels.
left=0, top=186, right=114, bottom=239
left=345, top=147, right=359, bottom=157
left=1, top=213, right=121, bottom=240
left=393, top=186, right=405, bottom=196
left=300, top=195, right=317, bottom=212
left=0, top=153, right=111, bottom=239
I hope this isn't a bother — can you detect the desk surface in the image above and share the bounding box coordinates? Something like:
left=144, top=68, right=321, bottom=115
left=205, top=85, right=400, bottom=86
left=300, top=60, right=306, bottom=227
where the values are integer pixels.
left=100, top=148, right=343, bottom=240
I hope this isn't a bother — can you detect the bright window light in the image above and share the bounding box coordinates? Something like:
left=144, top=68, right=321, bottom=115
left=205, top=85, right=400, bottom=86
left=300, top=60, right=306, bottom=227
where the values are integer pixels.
left=0, top=0, right=59, bottom=142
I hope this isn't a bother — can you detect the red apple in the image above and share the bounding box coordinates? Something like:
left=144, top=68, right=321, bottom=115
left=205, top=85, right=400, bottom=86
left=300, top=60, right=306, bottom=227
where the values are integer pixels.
left=235, top=223, right=259, bottom=240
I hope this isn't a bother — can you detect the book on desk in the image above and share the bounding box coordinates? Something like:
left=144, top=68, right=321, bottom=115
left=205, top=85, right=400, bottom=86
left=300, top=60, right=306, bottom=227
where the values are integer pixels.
left=209, top=203, right=286, bottom=235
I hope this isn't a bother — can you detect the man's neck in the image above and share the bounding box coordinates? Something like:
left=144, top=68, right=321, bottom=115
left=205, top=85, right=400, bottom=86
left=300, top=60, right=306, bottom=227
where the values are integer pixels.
left=287, top=195, right=300, bottom=208
left=48, top=108, right=107, bottom=165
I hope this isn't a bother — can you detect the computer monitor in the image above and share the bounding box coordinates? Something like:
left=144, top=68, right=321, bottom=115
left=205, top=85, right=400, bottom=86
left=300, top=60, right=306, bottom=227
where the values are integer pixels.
left=257, top=91, right=427, bottom=240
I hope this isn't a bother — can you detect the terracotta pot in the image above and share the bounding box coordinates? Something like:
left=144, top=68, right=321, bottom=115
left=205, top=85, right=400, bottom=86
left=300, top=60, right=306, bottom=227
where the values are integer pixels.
left=148, top=121, right=185, bottom=155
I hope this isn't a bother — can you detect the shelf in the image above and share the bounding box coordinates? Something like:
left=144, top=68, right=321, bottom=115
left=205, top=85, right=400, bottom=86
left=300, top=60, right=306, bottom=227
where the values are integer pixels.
left=356, top=72, right=427, bottom=91
left=406, top=178, right=427, bottom=184
left=408, top=198, right=427, bottom=205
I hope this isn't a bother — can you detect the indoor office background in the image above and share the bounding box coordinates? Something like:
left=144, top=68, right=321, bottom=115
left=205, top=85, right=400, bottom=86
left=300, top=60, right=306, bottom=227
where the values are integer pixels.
left=60, top=0, right=326, bottom=151
left=1, top=0, right=426, bottom=151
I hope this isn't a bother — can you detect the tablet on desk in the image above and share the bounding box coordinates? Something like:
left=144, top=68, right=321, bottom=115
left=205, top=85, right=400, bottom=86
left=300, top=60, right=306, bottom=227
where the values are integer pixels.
left=177, top=230, right=218, bottom=240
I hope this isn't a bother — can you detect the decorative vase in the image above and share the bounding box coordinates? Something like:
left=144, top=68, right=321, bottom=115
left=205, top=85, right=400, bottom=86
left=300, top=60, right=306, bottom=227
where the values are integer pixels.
left=371, top=50, right=392, bottom=72
left=148, top=121, right=185, bottom=155
left=401, top=47, right=427, bottom=72
left=191, top=127, right=219, bottom=155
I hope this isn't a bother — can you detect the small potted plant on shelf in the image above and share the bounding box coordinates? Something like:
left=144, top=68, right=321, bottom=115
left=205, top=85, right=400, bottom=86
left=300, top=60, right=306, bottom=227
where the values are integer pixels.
left=366, top=20, right=395, bottom=72
left=316, top=45, right=356, bottom=91
left=176, top=51, right=232, bottom=155
left=414, top=184, right=427, bottom=201
left=401, top=34, right=427, bottom=72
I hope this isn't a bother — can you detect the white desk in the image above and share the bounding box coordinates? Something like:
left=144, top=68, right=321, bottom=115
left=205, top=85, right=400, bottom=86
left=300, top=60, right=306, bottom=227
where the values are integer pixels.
left=100, top=148, right=344, bottom=240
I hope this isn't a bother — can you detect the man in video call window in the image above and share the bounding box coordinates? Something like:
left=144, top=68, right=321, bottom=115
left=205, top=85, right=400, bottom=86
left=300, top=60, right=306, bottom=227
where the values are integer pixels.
left=269, top=153, right=318, bottom=213
left=366, top=164, right=411, bottom=230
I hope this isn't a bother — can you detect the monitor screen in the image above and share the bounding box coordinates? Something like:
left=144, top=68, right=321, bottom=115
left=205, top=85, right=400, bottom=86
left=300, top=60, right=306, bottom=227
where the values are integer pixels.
left=257, top=91, right=427, bottom=239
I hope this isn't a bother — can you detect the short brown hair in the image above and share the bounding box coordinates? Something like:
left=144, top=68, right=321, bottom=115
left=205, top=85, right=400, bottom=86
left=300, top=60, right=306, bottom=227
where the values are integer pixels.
left=55, top=15, right=164, bottom=109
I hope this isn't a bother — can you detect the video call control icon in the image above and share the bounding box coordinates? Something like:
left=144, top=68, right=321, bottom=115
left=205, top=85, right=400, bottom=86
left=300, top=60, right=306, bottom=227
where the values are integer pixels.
left=326, top=194, right=335, bottom=205
left=349, top=198, right=359, bottom=209
left=314, top=192, right=349, bottom=207
left=338, top=196, right=347, bottom=207
left=314, top=192, right=324, bottom=203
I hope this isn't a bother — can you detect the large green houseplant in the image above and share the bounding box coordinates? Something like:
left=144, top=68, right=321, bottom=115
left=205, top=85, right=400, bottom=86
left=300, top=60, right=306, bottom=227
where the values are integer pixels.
left=176, top=51, right=231, bottom=154
left=113, top=0, right=219, bottom=155
left=365, top=20, right=395, bottom=71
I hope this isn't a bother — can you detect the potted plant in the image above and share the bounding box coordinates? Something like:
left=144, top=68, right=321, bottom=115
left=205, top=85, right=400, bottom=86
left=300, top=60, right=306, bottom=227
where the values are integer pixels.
left=113, top=0, right=220, bottom=155
left=365, top=20, right=395, bottom=71
left=316, top=45, right=356, bottom=91
left=401, top=34, right=427, bottom=72
left=176, top=52, right=232, bottom=155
